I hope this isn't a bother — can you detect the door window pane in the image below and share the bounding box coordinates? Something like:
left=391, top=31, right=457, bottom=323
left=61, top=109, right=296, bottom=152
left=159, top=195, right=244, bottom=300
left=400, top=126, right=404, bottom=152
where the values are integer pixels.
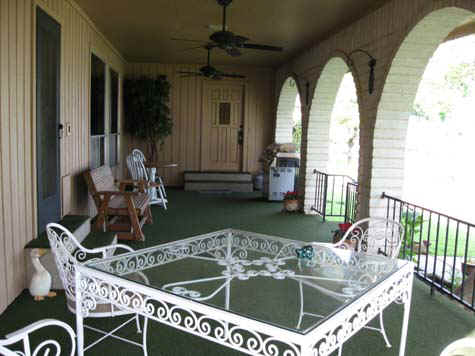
left=219, top=102, right=231, bottom=125
left=90, top=54, right=105, bottom=168
left=109, top=69, right=119, bottom=166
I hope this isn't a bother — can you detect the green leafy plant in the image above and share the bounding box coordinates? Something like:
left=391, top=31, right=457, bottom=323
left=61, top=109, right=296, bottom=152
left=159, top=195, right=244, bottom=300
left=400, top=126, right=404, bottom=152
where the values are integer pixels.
left=399, top=209, right=424, bottom=259
left=124, top=76, right=173, bottom=162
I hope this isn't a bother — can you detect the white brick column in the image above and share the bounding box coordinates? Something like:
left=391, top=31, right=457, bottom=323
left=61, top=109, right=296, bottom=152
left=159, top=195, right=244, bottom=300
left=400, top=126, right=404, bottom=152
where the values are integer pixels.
left=275, top=77, right=300, bottom=144
left=302, top=57, right=349, bottom=213
left=370, top=7, right=474, bottom=218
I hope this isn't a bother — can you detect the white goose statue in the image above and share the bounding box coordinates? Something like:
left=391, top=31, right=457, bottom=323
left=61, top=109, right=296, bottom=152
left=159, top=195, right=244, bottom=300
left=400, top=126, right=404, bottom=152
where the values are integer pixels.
left=29, top=249, right=56, bottom=301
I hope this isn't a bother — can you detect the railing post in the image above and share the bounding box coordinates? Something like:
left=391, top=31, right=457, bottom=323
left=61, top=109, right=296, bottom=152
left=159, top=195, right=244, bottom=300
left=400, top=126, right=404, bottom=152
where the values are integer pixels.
left=322, top=173, right=328, bottom=222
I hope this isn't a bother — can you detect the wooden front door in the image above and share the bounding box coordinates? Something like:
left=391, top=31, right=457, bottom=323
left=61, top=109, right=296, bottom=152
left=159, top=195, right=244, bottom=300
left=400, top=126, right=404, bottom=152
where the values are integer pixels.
left=36, top=7, right=61, bottom=233
left=201, top=82, right=244, bottom=171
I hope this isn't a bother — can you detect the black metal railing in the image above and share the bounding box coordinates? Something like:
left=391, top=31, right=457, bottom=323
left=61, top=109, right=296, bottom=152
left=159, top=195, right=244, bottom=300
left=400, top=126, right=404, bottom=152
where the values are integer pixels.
left=345, top=182, right=358, bottom=223
left=311, top=170, right=358, bottom=222
left=383, top=192, right=475, bottom=312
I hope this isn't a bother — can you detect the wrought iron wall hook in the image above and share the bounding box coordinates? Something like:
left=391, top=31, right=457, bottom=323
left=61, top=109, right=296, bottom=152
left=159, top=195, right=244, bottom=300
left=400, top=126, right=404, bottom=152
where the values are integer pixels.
left=348, top=49, right=377, bottom=95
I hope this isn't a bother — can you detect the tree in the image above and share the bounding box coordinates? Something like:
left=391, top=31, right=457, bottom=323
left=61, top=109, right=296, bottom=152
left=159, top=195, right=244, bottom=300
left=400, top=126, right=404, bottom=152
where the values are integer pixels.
left=124, top=76, right=173, bottom=162
left=445, top=61, right=475, bottom=97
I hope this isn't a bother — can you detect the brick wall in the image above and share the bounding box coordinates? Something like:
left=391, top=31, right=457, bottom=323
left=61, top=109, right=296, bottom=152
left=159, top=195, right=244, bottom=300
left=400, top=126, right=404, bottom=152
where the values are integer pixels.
left=275, top=76, right=300, bottom=143
left=275, top=0, right=475, bottom=218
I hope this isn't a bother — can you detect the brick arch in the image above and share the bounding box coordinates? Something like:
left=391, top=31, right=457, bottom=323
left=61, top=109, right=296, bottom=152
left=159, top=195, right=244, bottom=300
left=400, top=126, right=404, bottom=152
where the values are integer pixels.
left=369, top=7, right=475, bottom=217
left=302, top=56, right=359, bottom=213
left=275, top=75, right=302, bottom=144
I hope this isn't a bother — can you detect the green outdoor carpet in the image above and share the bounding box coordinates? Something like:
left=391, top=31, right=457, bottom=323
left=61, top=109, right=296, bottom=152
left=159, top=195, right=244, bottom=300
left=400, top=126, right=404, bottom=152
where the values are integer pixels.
left=0, top=189, right=473, bottom=355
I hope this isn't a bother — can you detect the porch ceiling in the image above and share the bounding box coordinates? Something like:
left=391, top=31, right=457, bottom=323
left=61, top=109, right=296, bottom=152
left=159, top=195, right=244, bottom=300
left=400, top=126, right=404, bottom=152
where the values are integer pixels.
left=75, top=0, right=390, bottom=67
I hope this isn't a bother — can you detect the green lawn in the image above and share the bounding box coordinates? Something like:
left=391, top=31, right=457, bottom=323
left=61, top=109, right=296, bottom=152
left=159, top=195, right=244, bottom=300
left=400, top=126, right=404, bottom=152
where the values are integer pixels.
left=402, top=217, right=475, bottom=259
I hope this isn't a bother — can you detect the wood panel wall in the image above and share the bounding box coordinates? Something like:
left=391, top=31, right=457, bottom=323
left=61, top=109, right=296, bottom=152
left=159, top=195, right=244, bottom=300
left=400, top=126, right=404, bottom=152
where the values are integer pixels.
left=125, top=64, right=275, bottom=185
left=0, top=0, right=126, bottom=313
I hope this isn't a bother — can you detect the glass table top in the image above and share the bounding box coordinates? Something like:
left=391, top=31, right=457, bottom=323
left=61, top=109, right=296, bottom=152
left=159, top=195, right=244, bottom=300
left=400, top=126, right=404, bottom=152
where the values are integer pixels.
left=86, top=229, right=407, bottom=335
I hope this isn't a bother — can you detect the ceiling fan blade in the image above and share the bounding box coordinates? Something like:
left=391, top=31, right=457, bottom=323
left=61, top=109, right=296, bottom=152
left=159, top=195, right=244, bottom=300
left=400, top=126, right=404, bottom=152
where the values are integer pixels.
left=171, top=37, right=206, bottom=43
left=179, top=45, right=206, bottom=52
left=241, top=43, right=283, bottom=52
left=177, top=71, right=202, bottom=76
left=219, top=73, right=246, bottom=78
left=233, top=35, right=249, bottom=44
left=226, top=47, right=242, bottom=57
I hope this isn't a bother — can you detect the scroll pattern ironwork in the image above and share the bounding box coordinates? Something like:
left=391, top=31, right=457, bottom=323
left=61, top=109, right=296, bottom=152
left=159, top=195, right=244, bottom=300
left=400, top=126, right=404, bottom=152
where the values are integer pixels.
left=77, top=272, right=302, bottom=356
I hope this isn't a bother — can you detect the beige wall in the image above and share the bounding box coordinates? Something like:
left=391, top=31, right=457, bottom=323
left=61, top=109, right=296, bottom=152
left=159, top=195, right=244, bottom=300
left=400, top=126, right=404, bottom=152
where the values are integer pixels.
left=0, top=0, right=126, bottom=312
left=125, top=63, right=275, bottom=185
left=0, top=0, right=274, bottom=312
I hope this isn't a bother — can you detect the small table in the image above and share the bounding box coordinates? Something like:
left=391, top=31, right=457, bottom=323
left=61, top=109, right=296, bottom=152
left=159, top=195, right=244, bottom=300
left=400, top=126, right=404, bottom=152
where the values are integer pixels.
left=75, top=229, right=414, bottom=356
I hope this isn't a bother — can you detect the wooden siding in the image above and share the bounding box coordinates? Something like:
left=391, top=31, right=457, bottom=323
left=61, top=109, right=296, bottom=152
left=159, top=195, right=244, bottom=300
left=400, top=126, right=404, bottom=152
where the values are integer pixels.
left=125, top=64, right=275, bottom=186
left=0, top=0, right=126, bottom=312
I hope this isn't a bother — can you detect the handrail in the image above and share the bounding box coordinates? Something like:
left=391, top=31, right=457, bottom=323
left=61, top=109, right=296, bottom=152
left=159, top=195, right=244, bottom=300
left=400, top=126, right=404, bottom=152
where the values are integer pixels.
left=312, top=170, right=358, bottom=222
left=382, top=192, right=475, bottom=228
left=382, top=193, right=475, bottom=312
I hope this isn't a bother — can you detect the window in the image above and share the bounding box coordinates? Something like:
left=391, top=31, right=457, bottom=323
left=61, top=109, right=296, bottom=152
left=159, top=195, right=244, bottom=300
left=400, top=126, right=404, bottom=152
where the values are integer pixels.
left=109, top=69, right=119, bottom=166
left=219, top=102, right=231, bottom=125
left=90, top=54, right=106, bottom=169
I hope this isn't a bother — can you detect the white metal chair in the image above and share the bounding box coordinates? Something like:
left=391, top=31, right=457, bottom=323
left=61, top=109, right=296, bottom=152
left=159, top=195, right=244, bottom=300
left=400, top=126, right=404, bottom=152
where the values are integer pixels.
left=0, top=318, right=76, bottom=356
left=126, top=149, right=168, bottom=209
left=334, top=217, right=404, bottom=259
left=336, top=217, right=403, bottom=354
left=299, top=218, right=404, bottom=355
left=440, top=337, right=475, bottom=356
left=46, top=223, right=149, bottom=355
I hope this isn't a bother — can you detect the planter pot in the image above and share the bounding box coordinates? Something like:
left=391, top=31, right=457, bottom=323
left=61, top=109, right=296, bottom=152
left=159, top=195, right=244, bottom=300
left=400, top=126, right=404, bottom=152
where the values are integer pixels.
left=461, top=262, right=475, bottom=276
left=412, top=240, right=431, bottom=255
left=283, top=199, right=299, bottom=212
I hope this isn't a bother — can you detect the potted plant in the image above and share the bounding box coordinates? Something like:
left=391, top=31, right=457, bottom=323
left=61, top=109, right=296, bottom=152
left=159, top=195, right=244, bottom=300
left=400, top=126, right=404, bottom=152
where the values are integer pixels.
left=283, top=191, right=299, bottom=212
left=462, top=258, right=475, bottom=276
left=124, top=75, right=173, bottom=163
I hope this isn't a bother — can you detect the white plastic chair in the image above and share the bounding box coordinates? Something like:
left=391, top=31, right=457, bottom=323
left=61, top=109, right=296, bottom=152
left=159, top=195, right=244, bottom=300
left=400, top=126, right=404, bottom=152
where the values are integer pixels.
left=46, top=223, right=149, bottom=355
left=126, top=149, right=168, bottom=209
left=0, top=318, right=76, bottom=356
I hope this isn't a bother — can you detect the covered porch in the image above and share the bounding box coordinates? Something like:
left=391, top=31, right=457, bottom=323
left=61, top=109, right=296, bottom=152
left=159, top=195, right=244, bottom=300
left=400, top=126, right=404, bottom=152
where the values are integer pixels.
left=1, top=0, right=475, bottom=354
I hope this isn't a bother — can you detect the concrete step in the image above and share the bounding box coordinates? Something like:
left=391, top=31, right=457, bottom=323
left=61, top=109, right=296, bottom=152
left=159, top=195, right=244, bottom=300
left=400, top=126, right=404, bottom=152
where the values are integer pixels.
left=184, top=171, right=253, bottom=192
left=25, top=215, right=91, bottom=249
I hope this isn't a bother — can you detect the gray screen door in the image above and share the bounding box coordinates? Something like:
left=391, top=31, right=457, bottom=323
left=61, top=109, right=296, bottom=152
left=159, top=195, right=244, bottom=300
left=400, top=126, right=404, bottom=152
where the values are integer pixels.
left=36, top=7, right=61, bottom=233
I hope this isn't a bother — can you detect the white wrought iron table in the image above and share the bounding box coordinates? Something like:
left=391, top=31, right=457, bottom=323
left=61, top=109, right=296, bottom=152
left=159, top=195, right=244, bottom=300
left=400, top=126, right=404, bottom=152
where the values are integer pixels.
left=75, top=229, right=414, bottom=356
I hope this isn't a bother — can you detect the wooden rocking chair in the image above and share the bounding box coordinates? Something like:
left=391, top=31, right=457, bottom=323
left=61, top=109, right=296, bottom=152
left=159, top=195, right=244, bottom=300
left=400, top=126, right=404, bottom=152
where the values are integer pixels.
left=84, top=166, right=154, bottom=241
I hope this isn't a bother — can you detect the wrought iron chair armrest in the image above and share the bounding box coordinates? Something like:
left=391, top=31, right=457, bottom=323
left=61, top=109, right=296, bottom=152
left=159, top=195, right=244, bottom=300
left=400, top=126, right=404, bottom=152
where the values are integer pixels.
left=1, top=319, right=76, bottom=356
left=82, top=243, right=134, bottom=259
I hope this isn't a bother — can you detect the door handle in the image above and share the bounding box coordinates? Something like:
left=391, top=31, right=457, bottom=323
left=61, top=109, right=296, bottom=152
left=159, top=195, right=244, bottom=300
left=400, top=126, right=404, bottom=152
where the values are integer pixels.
left=58, top=123, right=64, bottom=139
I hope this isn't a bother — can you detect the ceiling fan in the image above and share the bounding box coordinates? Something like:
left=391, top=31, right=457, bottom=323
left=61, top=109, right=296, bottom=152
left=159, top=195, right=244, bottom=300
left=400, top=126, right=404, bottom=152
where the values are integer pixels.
left=173, top=0, right=283, bottom=57
left=177, top=45, right=246, bottom=80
